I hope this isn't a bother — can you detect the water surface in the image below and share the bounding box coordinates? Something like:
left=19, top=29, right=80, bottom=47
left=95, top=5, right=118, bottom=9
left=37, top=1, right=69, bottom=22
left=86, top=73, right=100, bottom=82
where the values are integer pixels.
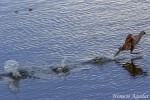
left=0, top=0, right=150, bottom=100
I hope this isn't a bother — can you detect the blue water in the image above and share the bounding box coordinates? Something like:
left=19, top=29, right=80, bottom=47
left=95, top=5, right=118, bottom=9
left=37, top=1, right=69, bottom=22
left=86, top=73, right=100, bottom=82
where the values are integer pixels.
left=0, top=0, right=150, bottom=100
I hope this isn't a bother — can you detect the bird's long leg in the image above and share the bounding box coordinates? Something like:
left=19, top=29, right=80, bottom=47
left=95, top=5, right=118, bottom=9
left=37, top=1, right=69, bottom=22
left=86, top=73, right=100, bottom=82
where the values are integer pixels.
left=130, top=51, right=143, bottom=54
left=114, top=47, right=122, bottom=57
left=130, top=48, right=143, bottom=54
left=130, top=44, right=141, bottom=54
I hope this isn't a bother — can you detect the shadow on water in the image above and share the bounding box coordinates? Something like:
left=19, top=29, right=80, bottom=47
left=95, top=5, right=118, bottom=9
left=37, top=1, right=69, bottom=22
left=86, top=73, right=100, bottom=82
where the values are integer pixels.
left=83, top=56, right=148, bottom=78
left=0, top=55, right=148, bottom=93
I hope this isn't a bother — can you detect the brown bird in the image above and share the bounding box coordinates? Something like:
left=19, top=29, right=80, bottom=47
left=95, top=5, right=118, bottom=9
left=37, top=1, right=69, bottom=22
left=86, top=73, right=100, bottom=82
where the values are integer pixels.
left=114, top=31, right=146, bottom=57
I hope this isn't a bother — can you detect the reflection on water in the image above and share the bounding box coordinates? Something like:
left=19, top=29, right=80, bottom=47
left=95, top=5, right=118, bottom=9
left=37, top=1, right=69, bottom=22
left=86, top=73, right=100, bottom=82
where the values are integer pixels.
left=122, top=59, right=147, bottom=77
left=115, top=56, right=147, bottom=77
left=1, top=77, right=20, bottom=93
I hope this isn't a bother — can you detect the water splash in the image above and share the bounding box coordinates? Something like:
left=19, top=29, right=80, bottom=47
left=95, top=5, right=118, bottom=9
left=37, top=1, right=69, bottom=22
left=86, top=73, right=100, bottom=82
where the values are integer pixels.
left=52, top=57, right=70, bottom=75
left=4, top=60, right=22, bottom=78
left=60, top=56, right=67, bottom=67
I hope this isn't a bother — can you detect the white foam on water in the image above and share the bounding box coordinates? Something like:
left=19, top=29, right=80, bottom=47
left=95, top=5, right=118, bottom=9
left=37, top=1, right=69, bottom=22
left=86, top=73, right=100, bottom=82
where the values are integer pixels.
left=60, top=56, right=67, bottom=67
left=4, top=60, right=21, bottom=78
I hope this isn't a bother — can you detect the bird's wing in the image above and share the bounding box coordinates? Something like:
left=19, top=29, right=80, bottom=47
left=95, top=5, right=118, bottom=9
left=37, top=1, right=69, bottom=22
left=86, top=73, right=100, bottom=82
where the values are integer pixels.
left=130, top=37, right=134, bottom=52
left=122, top=34, right=133, bottom=50
left=114, top=34, right=133, bottom=57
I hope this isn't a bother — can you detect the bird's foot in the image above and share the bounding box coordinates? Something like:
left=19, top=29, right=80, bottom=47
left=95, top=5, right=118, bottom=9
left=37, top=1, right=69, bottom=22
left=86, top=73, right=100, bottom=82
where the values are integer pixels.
left=130, top=51, right=143, bottom=54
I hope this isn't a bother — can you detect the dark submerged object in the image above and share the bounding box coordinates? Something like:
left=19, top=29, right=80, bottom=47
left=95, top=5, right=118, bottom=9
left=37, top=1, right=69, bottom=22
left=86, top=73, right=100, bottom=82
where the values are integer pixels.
left=114, top=31, right=146, bottom=57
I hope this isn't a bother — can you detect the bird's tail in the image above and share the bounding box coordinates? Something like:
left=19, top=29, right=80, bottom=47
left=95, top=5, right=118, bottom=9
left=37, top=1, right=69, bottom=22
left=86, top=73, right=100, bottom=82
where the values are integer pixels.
left=114, top=47, right=122, bottom=57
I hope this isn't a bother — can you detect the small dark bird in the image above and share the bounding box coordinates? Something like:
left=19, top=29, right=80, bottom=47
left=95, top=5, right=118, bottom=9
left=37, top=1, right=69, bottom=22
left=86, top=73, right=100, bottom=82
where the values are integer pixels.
left=114, top=31, right=146, bottom=57
left=28, top=8, right=33, bottom=11
left=14, top=10, right=18, bottom=13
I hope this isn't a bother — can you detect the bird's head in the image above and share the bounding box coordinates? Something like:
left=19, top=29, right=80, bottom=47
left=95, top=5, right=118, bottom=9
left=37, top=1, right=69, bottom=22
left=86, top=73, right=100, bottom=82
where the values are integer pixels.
left=140, top=31, right=146, bottom=36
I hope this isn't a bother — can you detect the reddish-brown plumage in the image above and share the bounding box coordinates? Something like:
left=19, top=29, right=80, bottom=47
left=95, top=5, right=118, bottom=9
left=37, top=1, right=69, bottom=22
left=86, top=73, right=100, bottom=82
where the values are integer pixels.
left=122, top=34, right=133, bottom=50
